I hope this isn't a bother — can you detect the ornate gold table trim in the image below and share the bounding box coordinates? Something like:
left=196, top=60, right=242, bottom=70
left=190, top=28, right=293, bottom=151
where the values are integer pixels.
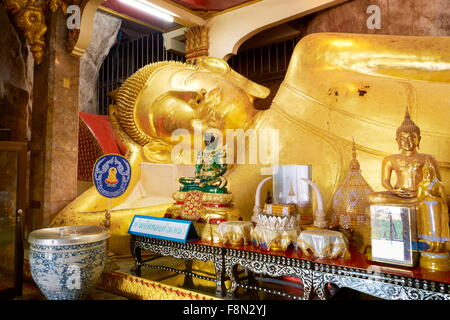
left=97, top=271, right=221, bottom=300
left=224, top=247, right=450, bottom=300
left=130, top=235, right=227, bottom=296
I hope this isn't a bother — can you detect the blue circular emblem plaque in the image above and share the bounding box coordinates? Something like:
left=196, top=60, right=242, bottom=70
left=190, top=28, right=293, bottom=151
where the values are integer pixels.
left=93, top=154, right=131, bottom=198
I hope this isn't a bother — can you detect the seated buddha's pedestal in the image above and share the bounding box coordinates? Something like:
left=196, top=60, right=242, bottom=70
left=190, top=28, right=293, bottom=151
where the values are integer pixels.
left=164, top=190, right=240, bottom=243
left=420, top=252, right=450, bottom=272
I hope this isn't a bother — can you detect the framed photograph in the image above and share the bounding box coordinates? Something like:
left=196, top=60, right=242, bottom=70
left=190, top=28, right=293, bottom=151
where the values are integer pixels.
left=370, top=204, right=418, bottom=267
left=272, top=165, right=312, bottom=223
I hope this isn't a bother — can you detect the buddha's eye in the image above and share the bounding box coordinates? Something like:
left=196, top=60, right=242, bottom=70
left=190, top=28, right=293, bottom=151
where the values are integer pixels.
left=196, top=89, right=207, bottom=104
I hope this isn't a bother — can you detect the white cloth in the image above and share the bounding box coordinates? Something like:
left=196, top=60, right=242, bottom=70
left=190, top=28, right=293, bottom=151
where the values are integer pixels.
left=297, top=229, right=349, bottom=259
left=251, top=225, right=298, bottom=251
left=218, top=221, right=254, bottom=245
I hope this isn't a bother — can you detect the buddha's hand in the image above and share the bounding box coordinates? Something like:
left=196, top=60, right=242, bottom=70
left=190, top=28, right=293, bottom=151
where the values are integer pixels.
left=391, top=189, right=416, bottom=198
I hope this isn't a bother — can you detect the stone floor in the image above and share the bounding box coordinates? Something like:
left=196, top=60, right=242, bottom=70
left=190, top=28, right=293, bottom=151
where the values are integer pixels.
left=16, top=286, right=128, bottom=300
left=6, top=272, right=128, bottom=300
left=7, top=255, right=215, bottom=300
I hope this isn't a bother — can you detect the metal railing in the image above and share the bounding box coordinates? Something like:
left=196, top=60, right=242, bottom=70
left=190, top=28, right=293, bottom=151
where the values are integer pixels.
left=228, top=37, right=298, bottom=81
left=97, top=32, right=185, bottom=115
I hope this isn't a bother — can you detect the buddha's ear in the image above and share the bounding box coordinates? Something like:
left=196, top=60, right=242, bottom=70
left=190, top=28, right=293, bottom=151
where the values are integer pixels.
left=107, top=88, right=120, bottom=103
left=197, top=56, right=229, bottom=74
left=197, top=56, right=270, bottom=100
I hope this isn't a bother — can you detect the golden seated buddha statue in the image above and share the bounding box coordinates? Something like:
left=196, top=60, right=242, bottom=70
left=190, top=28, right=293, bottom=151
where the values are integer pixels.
left=368, top=108, right=442, bottom=205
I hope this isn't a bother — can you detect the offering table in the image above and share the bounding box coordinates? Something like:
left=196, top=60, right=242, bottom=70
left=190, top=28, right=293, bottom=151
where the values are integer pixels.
left=130, top=235, right=450, bottom=300
left=130, top=235, right=227, bottom=296
left=224, top=244, right=450, bottom=300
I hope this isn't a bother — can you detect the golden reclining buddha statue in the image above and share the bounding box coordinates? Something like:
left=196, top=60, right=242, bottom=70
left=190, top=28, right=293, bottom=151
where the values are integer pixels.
left=51, top=33, right=450, bottom=255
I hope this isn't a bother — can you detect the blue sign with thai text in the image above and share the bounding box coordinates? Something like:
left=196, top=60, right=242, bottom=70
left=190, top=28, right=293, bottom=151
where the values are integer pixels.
left=128, top=215, right=198, bottom=242
left=93, top=154, right=131, bottom=198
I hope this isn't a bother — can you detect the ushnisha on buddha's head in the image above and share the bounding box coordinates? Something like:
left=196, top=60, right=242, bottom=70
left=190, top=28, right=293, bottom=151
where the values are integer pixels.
left=396, top=109, right=421, bottom=153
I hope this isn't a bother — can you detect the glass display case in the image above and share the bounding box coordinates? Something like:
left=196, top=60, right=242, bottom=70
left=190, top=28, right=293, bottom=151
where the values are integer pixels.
left=0, top=141, right=26, bottom=299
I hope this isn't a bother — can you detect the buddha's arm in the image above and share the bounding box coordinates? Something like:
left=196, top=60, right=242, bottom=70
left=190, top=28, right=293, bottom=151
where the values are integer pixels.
left=285, top=33, right=450, bottom=86
left=416, top=183, right=425, bottom=202
left=381, top=158, right=394, bottom=191
left=437, top=183, right=448, bottom=202
left=50, top=106, right=145, bottom=225
left=431, top=156, right=443, bottom=181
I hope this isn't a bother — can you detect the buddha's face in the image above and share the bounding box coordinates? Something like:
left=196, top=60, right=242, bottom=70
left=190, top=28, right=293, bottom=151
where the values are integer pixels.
left=204, top=132, right=217, bottom=147
left=396, top=132, right=420, bottom=152
left=139, top=67, right=257, bottom=144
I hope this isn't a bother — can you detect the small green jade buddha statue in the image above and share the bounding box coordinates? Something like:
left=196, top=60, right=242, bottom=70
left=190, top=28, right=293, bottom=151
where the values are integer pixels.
left=179, top=132, right=228, bottom=194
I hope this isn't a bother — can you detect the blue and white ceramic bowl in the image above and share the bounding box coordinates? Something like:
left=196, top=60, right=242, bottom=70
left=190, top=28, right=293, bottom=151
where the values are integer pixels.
left=28, top=225, right=110, bottom=300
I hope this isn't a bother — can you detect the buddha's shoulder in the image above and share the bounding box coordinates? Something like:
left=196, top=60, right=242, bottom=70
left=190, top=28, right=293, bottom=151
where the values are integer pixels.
left=417, top=153, right=437, bottom=161
left=383, top=153, right=437, bottom=161
left=382, top=154, right=401, bottom=162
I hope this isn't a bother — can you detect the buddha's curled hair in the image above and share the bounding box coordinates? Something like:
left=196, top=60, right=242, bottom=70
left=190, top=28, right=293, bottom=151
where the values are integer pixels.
left=115, top=61, right=199, bottom=146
